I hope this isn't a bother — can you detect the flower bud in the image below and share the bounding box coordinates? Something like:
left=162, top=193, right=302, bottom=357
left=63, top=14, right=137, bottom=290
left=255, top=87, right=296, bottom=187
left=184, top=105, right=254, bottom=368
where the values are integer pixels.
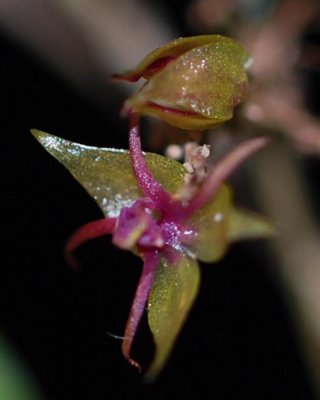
left=116, top=35, right=251, bottom=130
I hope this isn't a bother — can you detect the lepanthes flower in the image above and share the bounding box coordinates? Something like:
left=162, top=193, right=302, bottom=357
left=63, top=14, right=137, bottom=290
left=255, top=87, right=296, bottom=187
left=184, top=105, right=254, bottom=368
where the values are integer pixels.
left=114, top=35, right=251, bottom=130
left=32, top=129, right=273, bottom=380
left=32, top=34, right=272, bottom=381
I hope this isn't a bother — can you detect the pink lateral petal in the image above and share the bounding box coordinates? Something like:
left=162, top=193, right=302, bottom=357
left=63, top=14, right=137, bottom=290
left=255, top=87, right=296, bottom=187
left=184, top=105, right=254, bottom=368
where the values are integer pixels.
left=128, top=114, right=172, bottom=210
left=111, top=72, right=141, bottom=83
left=121, top=250, right=159, bottom=371
left=65, top=217, right=117, bottom=269
left=182, top=137, right=271, bottom=220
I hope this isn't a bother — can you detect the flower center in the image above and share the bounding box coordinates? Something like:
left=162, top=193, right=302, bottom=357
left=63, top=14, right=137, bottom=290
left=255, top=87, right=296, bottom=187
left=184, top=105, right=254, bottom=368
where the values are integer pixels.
left=112, top=198, right=196, bottom=261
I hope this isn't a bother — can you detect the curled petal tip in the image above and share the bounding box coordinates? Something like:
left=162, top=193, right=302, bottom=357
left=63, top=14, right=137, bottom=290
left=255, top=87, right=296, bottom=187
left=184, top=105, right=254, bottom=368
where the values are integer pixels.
left=125, top=355, right=142, bottom=373
left=64, top=249, right=81, bottom=270
left=111, top=72, right=140, bottom=83
left=121, top=337, right=142, bottom=372
left=64, top=218, right=117, bottom=269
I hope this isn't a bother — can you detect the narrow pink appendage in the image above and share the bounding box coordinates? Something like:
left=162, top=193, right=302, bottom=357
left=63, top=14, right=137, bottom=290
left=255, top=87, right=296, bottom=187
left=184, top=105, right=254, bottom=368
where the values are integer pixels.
left=112, top=56, right=176, bottom=82
left=146, top=101, right=198, bottom=117
left=65, top=217, right=117, bottom=269
left=182, top=137, right=271, bottom=220
left=128, top=114, right=172, bottom=209
left=121, top=250, right=159, bottom=371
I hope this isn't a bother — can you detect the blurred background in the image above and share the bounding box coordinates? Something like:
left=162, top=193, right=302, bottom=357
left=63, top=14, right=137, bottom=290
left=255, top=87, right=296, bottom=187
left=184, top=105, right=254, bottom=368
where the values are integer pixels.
left=1, top=0, right=320, bottom=398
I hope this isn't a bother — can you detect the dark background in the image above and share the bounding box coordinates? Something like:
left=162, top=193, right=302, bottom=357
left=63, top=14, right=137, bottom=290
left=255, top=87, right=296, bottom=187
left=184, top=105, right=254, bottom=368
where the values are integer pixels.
left=1, top=14, right=319, bottom=400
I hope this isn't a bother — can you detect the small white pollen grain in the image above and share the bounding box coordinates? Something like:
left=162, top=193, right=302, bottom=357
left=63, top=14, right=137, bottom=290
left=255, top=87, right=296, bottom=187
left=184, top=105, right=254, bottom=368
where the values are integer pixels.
left=244, top=103, right=265, bottom=122
left=214, top=212, right=223, bottom=222
left=165, top=144, right=183, bottom=160
left=244, top=56, right=254, bottom=70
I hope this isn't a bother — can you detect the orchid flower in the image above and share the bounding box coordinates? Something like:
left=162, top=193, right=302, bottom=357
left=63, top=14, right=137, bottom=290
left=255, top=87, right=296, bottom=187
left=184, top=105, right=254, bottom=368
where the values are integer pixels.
left=32, top=35, right=272, bottom=380
left=32, top=129, right=272, bottom=381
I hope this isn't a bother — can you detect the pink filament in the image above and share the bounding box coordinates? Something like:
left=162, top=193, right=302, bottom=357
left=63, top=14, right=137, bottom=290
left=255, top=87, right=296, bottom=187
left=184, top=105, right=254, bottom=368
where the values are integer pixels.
left=121, top=250, right=159, bottom=370
left=181, top=136, right=270, bottom=220
left=146, top=101, right=198, bottom=117
left=111, top=56, right=176, bottom=82
left=65, top=217, right=117, bottom=269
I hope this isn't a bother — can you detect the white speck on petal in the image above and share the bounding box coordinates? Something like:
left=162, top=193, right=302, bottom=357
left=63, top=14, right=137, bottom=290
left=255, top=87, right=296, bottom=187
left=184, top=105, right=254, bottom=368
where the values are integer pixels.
left=214, top=212, right=223, bottom=222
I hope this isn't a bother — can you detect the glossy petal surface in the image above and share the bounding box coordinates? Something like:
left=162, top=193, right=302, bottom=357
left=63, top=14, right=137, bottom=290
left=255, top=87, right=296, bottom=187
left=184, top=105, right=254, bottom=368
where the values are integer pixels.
left=187, top=184, right=232, bottom=263
left=31, top=130, right=185, bottom=218
left=125, top=35, right=250, bottom=130
left=146, top=256, right=200, bottom=381
left=188, top=188, right=274, bottom=262
left=115, top=35, right=229, bottom=81
left=228, top=207, right=275, bottom=241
